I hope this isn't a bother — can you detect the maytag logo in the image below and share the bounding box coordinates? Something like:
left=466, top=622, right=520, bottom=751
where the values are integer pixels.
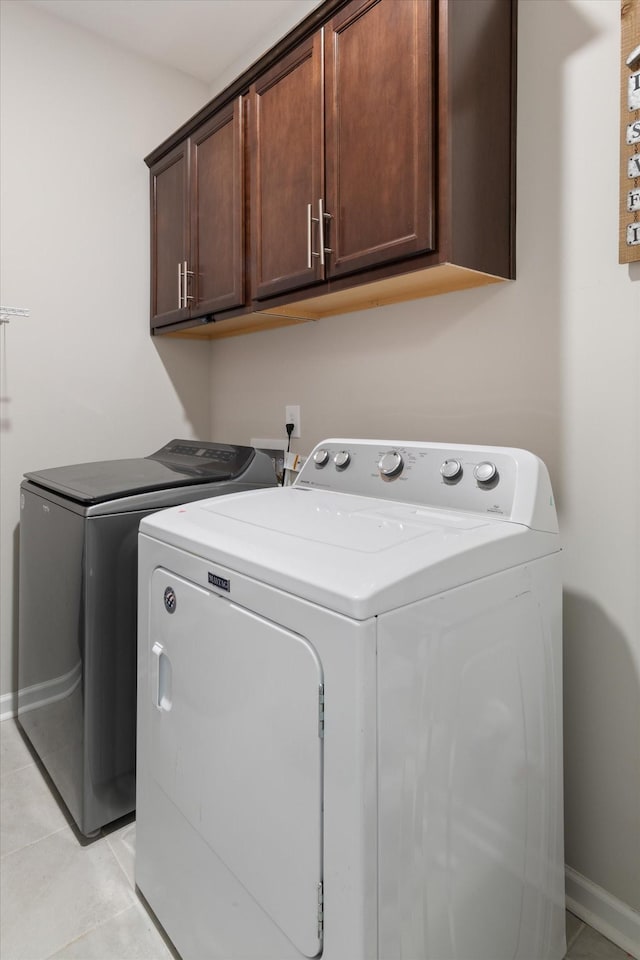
left=208, top=572, right=230, bottom=592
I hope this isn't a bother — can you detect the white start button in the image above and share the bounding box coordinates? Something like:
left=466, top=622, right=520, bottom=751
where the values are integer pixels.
left=440, top=458, right=462, bottom=481
left=474, top=461, right=498, bottom=484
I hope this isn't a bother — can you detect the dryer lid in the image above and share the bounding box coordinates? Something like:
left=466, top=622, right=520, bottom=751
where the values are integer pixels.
left=24, top=440, right=256, bottom=505
left=140, top=486, right=559, bottom=619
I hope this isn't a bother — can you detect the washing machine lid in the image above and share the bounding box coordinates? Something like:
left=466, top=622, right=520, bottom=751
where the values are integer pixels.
left=140, top=486, right=560, bottom=619
left=24, top=440, right=256, bottom=505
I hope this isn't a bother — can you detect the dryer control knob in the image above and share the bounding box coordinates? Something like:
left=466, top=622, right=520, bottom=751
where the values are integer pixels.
left=378, top=450, right=404, bottom=478
left=440, top=458, right=462, bottom=481
left=313, top=448, right=330, bottom=467
left=334, top=450, right=351, bottom=469
left=474, top=461, right=498, bottom=484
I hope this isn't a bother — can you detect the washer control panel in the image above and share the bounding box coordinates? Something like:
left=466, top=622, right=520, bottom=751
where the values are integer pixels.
left=296, top=439, right=557, bottom=531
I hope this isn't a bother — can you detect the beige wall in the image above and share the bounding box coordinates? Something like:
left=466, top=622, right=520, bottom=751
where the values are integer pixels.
left=0, top=0, right=212, bottom=703
left=208, top=0, right=640, bottom=927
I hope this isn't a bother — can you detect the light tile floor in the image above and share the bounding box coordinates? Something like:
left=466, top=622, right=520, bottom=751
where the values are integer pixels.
left=0, top=718, right=635, bottom=960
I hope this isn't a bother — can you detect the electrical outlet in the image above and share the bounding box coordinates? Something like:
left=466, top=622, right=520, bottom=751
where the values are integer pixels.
left=285, top=405, right=301, bottom=439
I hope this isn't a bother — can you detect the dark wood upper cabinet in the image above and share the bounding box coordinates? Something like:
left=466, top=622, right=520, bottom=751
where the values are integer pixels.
left=150, top=142, right=190, bottom=329
left=150, top=97, right=245, bottom=330
left=250, top=0, right=434, bottom=301
left=324, top=0, right=434, bottom=278
left=250, top=35, right=324, bottom=300
left=145, top=0, right=516, bottom=340
left=190, top=100, right=245, bottom=316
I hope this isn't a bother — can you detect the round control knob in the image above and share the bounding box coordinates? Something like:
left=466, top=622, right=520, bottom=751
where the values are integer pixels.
left=334, top=450, right=351, bottom=470
left=313, top=448, right=330, bottom=467
left=440, top=458, right=462, bottom=481
left=378, top=450, right=404, bottom=479
left=474, top=461, right=498, bottom=484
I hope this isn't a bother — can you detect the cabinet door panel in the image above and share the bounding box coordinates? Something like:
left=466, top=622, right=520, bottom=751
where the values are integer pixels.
left=250, top=34, right=324, bottom=301
left=150, top=143, right=190, bottom=328
left=325, top=0, right=435, bottom=278
left=191, top=99, right=245, bottom=316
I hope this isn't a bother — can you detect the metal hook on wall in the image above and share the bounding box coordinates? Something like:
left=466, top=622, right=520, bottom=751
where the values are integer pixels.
left=0, top=306, right=30, bottom=324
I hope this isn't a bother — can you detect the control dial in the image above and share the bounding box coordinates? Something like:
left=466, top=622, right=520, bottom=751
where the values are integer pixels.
left=313, top=448, right=330, bottom=467
left=378, top=450, right=404, bottom=479
left=474, top=461, right=498, bottom=484
left=334, top=450, right=351, bottom=470
left=440, top=458, right=462, bottom=481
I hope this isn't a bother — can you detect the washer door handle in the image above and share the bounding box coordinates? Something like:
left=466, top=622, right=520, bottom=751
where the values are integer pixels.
left=151, top=641, right=173, bottom=711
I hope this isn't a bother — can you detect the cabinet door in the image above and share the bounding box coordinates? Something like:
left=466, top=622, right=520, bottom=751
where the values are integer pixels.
left=325, top=0, right=435, bottom=278
left=150, top=142, right=190, bottom=328
left=250, top=34, right=324, bottom=301
left=190, top=99, right=245, bottom=316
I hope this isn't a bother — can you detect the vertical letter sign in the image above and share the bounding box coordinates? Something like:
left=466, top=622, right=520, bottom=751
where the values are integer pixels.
left=621, top=0, right=640, bottom=263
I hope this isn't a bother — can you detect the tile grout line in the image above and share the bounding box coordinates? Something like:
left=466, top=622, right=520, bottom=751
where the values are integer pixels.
left=566, top=919, right=587, bottom=952
left=42, top=903, right=136, bottom=960
left=101, top=834, right=139, bottom=911
left=0, top=758, right=37, bottom=777
left=0, top=822, right=72, bottom=862
left=106, top=832, right=136, bottom=890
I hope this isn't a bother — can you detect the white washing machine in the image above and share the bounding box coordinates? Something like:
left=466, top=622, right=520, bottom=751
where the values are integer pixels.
left=135, top=439, right=566, bottom=960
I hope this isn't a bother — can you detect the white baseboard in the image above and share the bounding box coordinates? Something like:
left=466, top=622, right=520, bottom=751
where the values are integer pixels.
left=16, top=662, right=81, bottom=715
left=0, top=662, right=81, bottom=723
left=0, top=691, right=17, bottom=721
left=566, top=866, right=640, bottom=959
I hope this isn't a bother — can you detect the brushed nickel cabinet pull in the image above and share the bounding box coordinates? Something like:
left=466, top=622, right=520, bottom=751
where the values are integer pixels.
left=318, top=198, right=332, bottom=266
left=307, top=203, right=320, bottom=269
left=184, top=260, right=194, bottom=302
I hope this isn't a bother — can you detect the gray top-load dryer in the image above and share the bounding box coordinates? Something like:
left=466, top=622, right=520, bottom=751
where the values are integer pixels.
left=18, top=440, right=276, bottom=837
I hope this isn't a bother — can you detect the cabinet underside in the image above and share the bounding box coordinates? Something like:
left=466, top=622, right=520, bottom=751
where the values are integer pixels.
left=161, top=263, right=507, bottom=340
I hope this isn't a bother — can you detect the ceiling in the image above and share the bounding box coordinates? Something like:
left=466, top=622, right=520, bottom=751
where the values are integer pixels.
left=26, top=0, right=322, bottom=86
